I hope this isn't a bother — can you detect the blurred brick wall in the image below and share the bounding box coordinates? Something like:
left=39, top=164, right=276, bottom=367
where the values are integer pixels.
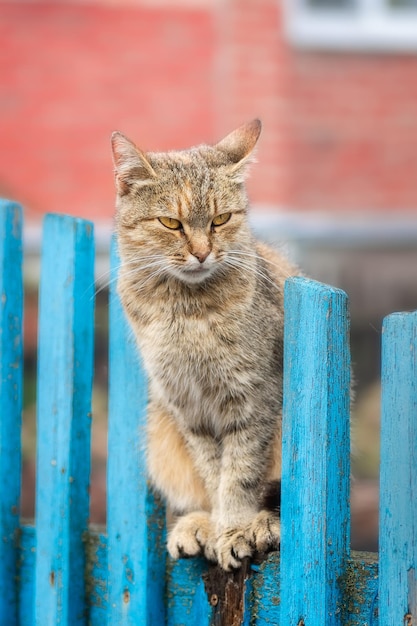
left=213, top=0, right=292, bottom=209
left=0, top=2, right=215, bottom=219
left=286, top=52, right=417, bottom=212
left=1, top=0, right=417, bottom=219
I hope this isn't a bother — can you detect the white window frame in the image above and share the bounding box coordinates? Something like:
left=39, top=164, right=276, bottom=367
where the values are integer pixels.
left=283, top=0, right=417, bottom=52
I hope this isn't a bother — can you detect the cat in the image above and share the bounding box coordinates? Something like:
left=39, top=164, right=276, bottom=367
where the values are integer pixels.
left=111, top=119, right=300, bottom=571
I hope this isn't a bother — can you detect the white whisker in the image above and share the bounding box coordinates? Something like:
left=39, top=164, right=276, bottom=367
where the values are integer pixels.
left=93, top=255, right=169, bottom=298
left=131, top=266, right=168, bottom=293
left=227, top=249, right=295, bottom=281
left=223, top=255, right=281, bottom=292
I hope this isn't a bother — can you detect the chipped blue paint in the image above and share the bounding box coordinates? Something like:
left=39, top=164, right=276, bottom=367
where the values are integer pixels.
left=281, top=277, right=351, bottom=625
left=106, top=239, right=166, bottom=625
left=379, top=310, right=417, bottom=625
left=166, top=557, right=212, bottom=625
left=34, top=214, right=95, bottom=625
left=0, top=200, right=23, bottom=625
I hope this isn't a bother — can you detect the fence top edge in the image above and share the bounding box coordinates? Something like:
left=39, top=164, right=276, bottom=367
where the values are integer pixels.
left=0, top=198, right=23, bottom=212
left=285, top=275, right=348, bottom=300
left=382, top=308, right=417, bottom=327
left=43, top=212, right=94, bottom=233
left=0, top=200, right=23, bottom=228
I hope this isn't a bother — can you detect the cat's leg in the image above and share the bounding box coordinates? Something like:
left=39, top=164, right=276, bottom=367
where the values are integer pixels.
left=214, top=429, right=278, bottom=571
left=247, top=432, right=282, bottom=554
left=147, top=400, right=209, bottom=513
left=147, top=402, right=217, bottom=559
left=167, top=430, right=221, bottom=562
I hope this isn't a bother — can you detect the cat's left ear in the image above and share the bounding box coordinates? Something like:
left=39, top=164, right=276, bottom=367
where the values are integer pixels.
left=111, top=131, right=157, bottom=195
left=215, top=119, right=262, bottom=181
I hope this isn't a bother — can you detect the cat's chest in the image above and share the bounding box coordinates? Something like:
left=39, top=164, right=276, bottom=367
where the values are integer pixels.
left=143, top=312, right=252, bottom=425
left=136, top=307, right=249, bottom=390
left=140, top=311, right=238, bottom=366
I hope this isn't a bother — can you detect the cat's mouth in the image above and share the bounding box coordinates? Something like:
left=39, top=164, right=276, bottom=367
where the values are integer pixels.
left=181, top=264, right=214, bottom=282
left=167, top=252, right=222, bottom=285
left=169, top=261, right=217, bottom=285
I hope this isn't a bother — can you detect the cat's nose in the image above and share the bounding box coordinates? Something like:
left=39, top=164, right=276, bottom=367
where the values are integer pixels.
left=192, top=249, right=210, bottom=264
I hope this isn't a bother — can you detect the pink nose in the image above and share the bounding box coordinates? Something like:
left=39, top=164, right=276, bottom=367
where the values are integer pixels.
left=192, top=249, right=210, bottom=264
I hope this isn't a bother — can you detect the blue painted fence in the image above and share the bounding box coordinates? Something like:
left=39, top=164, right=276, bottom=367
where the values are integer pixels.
left=0, top=200, right=416, bottom=625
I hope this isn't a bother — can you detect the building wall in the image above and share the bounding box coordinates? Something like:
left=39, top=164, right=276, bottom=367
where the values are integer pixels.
left=213, top=0, right=292, bottom=209
left=1, top=0, right=417, bottom=220
left=0, top=2, right=215, bottom=220
left=286, top=51, right=417, bottom=212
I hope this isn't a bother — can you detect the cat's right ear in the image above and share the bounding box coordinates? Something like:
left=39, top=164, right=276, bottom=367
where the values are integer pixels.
left=111, top=132, right=157, bottom=195
left=215, top=119, right=262, bottom=182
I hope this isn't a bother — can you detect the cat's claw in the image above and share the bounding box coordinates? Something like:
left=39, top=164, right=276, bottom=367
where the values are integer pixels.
left=216, top=529, right=253, bottom=571
left=167, top=511, right=213, bottom=559
left=248, top=510, right=281, bottom=553
left=215, top=511, right=280, bottom=570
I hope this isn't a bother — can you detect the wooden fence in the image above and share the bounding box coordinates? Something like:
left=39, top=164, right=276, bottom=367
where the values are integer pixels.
left=0, top=199, right=416, bottom=625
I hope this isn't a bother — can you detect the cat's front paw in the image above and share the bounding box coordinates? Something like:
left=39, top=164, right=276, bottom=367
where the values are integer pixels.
left=248, top=510, right=281, bottom=554
left=167, top=511, right=214, bottom=560
left=216, top=528, right=253, bottom=571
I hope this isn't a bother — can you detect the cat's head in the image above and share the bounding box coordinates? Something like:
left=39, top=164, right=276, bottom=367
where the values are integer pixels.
left=111, top=120, right=261, bottom=285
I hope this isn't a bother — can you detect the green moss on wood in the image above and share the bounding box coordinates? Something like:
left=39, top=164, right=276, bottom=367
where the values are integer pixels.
left=338, top=551, right=378, bottom=625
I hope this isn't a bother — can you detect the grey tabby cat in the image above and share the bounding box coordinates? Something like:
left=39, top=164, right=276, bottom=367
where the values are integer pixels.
left=111, top=119, right=300, bottom=571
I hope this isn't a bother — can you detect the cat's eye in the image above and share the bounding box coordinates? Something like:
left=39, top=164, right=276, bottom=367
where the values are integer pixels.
left=212, top=212, right=231, bottom=227
left=158, top=216, right=182, bottom=230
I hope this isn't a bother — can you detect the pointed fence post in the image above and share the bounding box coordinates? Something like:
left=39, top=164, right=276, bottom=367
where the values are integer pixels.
left=0, top=200, right=23, bottom=626
left=34, top=214, right=95, bottom=625
left=379, top=311, right=417, bottom=625
left=281, top=277, right=351, bottom=625
left=106, top=239, right=166, bottom=626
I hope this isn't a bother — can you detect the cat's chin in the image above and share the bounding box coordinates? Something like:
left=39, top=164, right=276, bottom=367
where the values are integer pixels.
left=170, top=265, right=216, bottom=285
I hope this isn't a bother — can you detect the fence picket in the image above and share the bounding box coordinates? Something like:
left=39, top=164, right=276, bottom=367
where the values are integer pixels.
left=106, top=239, right=166, bottom=625
left=18, top=527, right=36, bottom=626
left=0, top=200, right=23, bottom=625
left=34, top=214, right=95, bottom=625
left=167, top=558, right=212, bottom=625
left=281, top=277, right=351, bottom=625
left=379, top=310, right=417, bottom=625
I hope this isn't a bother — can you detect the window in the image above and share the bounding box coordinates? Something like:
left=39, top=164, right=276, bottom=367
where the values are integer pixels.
left=283, top=0, right=417, bottom=51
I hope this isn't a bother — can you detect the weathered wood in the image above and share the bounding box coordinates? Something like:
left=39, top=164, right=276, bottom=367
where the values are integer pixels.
left=106, top=239, right=166, bottom=625
left=202, top=558, right=251, bottom=626
left=249, top=555, right=281, bottom=625
left=249, top=551, right=378, bottom=625
left=84, top=530, right=108, bottom=624
left=0, top=200, right=23, bottom=626
left=338, top=552, right=379, bottom=625
left=167, top=557, right=212, bottom=625
left=379, top=310, right=417, bottom=625
left=18, top=526, right=36, bottom=626
left=280, top=277, right=351, bottom=625
left=17, top=526, right=381, bottom=626
left=34, top=214, right=95, bottom=625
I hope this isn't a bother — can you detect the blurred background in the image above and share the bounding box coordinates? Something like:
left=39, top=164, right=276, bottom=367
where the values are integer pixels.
left=2, top=0, right=417, bottom=553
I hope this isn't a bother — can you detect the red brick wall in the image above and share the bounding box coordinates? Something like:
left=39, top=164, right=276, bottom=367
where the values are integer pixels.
left=214, top=0, right=417, bottom=213
left=1, top=0, right=417, bottom=219
left=0, top=2, right=214, bottom=219
left=213, top=0, right=292, bottom=209
left=286, top=52, right=417, bottom=212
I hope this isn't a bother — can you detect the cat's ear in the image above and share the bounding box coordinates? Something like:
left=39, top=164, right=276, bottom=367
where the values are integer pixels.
left=215, top=119, right=262, bottom=181
left=111, top=131, right=157, bottom=195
